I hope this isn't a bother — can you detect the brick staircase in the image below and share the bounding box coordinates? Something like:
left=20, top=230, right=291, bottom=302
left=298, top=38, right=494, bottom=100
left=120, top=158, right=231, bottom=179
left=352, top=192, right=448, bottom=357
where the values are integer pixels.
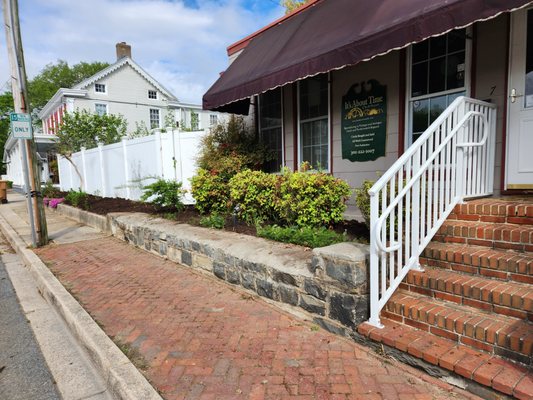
left=359, top=198, right=533, bottom=399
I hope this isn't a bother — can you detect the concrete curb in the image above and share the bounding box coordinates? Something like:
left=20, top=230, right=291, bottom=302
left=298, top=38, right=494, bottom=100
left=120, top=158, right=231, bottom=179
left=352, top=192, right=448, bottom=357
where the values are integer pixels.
left=54, top=203, right=111, bottom=233
left=0, top=213, right=162, bottom=400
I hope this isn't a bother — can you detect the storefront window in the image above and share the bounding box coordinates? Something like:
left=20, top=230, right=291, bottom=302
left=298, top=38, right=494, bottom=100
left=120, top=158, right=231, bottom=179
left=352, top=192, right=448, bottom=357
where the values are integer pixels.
left=259, top=88, right=283, bottom=173
left=409, top=29, right=467, bottom=143
left=299, top=75, right=329, bottom=170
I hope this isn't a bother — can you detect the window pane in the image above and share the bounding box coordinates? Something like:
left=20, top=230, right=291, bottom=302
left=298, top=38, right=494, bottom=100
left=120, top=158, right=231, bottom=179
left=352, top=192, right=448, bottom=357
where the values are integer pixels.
left=301, top=118, right=328, bottom=170
left=299, top=75, right=328, bottom=120
left=429, top=95, right=446, bottom=124
left=412, top=99, right=429, bottom=134
left=448, top=29, right=466, bottom=53
left=411, top=62, right=428, bottom=97
left=430, top=35, right=447, bottom=58
left=446, top=51, right=465, bottom=90
left=150, top=109, right=159, bottom=129
left=412, top=41, right=428, bottom=63
left=429, top=57, right=446, bottom=93
left=526, top=9, right=533, bottom=107
left=260, top=88, right=282, bottom=129
left=262, top=127, right=283, bottom=173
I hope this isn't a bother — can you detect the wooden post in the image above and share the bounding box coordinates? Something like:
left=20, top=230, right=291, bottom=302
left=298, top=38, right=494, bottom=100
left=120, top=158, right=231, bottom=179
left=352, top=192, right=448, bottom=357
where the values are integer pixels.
left=3, top=0, right=48, bottom=245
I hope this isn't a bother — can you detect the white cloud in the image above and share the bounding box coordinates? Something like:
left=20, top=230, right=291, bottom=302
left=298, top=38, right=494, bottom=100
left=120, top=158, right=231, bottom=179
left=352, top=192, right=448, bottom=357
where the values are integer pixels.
left=0, top=0, right=283, bottom=103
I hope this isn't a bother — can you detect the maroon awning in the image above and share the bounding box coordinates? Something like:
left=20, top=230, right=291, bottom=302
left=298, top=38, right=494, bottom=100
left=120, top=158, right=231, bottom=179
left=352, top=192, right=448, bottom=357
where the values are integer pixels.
left=203, top=0, right=532, bottom=114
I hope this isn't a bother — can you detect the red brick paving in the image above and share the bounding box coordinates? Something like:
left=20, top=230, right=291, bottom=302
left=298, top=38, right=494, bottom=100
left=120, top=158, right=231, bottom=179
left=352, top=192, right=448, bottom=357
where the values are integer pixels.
left=36, top=237, right=479, bottom=400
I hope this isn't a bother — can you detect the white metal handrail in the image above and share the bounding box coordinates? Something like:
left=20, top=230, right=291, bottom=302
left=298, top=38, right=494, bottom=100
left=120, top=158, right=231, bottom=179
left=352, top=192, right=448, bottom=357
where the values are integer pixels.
left=367, top=97, right=496, bottom=328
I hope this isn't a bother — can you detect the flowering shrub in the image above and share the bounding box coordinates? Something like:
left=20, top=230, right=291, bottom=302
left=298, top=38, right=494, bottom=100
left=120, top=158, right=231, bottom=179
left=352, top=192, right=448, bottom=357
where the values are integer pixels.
left=43, top=197, right=65, bottom=208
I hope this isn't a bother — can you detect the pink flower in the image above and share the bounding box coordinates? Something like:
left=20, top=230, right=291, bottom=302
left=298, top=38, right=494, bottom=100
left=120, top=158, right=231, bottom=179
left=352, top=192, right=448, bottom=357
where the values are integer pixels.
left=48, top=198, right=65, bottom=208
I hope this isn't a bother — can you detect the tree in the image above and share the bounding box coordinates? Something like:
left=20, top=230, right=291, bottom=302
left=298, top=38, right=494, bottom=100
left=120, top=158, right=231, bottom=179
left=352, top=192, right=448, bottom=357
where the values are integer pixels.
left=0, top=91, right=14, bottom=175
left=282, top=0, right=312, bottom=14
left=55, top=109, right=127, bottom=188
left=28, top=60, right=110, bottom=111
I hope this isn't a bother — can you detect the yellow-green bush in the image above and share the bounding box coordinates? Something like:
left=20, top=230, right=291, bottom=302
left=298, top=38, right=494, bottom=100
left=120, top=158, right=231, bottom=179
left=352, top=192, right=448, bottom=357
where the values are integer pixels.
left=190, top=168, right=231, bottom=215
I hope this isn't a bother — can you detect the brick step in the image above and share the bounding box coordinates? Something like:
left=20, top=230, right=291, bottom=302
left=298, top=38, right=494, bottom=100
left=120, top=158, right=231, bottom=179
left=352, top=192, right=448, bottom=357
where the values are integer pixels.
left=451, top=199, right=533, bottom=225
left=421, top=241, right=533, bottom=284
left=402, top=267, right=533, bottom=321
left=385, top=290, right=532, bottom=365
left=358, top=318, right=533, bottom=399
left=434, top=220, right=533, bottom=252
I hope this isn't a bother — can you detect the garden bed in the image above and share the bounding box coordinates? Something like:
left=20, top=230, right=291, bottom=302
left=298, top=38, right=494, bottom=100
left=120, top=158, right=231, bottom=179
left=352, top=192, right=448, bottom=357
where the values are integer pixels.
left=57, top=193, right=369, bottom=243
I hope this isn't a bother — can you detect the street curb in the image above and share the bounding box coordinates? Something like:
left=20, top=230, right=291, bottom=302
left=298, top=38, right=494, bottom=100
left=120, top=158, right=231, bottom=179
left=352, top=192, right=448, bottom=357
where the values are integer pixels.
left=0, top=213, right=162, bottom=400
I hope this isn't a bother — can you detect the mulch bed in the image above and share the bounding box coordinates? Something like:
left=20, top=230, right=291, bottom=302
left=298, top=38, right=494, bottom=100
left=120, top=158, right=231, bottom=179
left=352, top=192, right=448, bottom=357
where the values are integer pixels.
left=58, top=193, right=369, bottom=242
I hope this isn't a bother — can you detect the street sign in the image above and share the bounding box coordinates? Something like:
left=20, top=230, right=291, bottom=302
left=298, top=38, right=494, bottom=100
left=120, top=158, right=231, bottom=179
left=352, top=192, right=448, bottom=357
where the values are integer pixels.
left=10, top=112, right=33, bottom=139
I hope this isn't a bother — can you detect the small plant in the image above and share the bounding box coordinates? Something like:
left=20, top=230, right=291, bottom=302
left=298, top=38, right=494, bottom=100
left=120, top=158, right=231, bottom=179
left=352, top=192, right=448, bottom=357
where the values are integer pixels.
left=141, top=179, right=185, bottom=211
left=199, top=214, right=225, bottom=229
left=41, top=180, right=60, bottom=198
left=190, top=168, right=231, bottom=215
left=354, top=179, right=374, bottom=229
left=65, top=189, right=89, bottom=210
left=6, top=181, right=13, bottom=189
left=257, top=225, right=345, bottom=248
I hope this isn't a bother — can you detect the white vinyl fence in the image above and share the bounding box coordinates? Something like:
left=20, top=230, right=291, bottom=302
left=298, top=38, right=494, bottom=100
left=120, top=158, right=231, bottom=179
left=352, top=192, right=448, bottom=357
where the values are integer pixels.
left=57, top=128, right=206, bottom=203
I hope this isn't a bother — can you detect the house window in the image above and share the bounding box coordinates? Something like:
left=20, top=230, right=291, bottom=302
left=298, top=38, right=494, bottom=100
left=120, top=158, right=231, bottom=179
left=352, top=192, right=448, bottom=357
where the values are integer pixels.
left=94, top=103, right=107, bottom=116
left=299, top=74, right=329, bottom=170
left=259, top=88, right=283, bottom=173
left=408, top=29, right=468, bottom=144
left=148, top=90, right=157, bottom=99
left=95, top=83, right=106, bottom=93
left=191, top=111, right=199, bottom=130
left=209, top=114, right=218, bottom=126
left=150, top=109, right=160, bottom=129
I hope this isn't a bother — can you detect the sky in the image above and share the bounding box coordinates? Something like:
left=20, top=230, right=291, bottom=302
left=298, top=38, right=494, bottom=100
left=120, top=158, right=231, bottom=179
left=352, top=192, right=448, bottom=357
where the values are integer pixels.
left=0, top=0, right=284, bottom=104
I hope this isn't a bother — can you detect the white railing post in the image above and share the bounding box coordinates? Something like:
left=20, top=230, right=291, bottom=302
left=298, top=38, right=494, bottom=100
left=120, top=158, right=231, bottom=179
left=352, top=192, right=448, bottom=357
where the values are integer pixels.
left=411, top=150, right=423, bottom=272
left=368, top=192, right=383, bottom=328
left=80, top=146, right=87, bottom=192
left=122, top=137, right=131, bottom=199
left=97, top=142, right=106, bottom=197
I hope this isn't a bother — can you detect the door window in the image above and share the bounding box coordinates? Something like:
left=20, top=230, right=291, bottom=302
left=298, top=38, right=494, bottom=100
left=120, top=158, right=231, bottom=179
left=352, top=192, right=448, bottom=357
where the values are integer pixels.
left=525, top=10, right=533, bottom=108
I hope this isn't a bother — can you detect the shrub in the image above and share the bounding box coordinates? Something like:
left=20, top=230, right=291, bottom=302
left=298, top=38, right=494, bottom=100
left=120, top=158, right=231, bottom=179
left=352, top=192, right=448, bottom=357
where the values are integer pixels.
left=41, top=180, right=60, bottom=198
left=190, top=168, right=230, bottom=215
left=354, top=179, right=374, bottom=229
left=257, top=225, right=345, bottom=248
left=199, top=214, right=225, bottom=229
left=141, top=179, right=185, bottom=211
left=65, top=189, right=88, bottom=210
left=6, top=181, right=13, bottom=189
left=276, top=168, right=352, bottom=228
left=228, top=170, right=280, bottom=224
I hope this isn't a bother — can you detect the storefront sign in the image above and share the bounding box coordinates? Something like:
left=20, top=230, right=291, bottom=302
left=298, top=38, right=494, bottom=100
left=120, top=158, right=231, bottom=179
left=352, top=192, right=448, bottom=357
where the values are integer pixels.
left=341, top=80, right=387, bottom=161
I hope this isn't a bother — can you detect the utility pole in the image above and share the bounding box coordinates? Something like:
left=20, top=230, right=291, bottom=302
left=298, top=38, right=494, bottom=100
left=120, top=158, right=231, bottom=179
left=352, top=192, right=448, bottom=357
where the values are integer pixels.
left=3, top=0, right=48, bottom=246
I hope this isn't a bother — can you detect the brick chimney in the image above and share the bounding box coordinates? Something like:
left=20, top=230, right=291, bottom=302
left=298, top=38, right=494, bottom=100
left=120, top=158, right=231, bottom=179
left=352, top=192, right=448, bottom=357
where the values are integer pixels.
left=116, top=42, right=131, bottom=60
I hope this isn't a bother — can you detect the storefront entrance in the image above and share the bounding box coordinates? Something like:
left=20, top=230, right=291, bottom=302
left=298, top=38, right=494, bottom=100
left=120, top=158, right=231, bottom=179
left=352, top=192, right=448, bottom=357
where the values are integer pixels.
left=507, top=7, right=533, bottom=189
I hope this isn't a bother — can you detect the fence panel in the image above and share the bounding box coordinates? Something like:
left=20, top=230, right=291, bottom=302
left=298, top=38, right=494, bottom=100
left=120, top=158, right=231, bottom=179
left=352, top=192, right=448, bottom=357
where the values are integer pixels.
left=57, top=129, right=205, bottom=202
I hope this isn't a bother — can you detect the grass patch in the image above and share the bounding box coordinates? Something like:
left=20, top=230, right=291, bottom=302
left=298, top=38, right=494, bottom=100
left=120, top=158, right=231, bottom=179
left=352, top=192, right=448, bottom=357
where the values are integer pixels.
left=256, top=225, right=345, bottom=248
left=114, top=339, right=149, bottom=371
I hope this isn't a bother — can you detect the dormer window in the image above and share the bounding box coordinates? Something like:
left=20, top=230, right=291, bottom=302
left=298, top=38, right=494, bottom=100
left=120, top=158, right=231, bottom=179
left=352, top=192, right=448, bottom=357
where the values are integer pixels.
left=95, top=83, right=106, bottom=93
left=148, top=90, right=157, bottom=99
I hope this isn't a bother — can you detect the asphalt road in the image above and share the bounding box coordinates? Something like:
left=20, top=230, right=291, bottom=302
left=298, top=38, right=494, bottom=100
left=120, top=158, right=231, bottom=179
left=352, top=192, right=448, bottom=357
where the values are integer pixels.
left=0, top=244, right=61, bottom=400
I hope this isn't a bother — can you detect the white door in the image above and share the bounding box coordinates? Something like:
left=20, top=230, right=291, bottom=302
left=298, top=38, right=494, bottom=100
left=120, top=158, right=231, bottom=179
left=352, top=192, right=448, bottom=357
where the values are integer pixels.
left=507, top=7, right=533, bottom=189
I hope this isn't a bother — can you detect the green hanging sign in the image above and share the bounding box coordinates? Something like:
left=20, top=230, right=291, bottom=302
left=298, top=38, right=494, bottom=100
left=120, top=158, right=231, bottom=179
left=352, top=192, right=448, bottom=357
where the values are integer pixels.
left=341, top=79, right=387, bottom=162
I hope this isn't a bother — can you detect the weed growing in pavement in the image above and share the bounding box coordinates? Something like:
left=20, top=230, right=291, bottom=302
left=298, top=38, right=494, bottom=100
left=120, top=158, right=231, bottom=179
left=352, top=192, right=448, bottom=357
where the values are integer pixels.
left=114, top=339, right=149, bottom=371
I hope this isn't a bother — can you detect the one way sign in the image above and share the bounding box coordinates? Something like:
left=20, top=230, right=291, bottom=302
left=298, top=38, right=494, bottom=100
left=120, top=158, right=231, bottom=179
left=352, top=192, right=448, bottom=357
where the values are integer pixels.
left=10, top=113, right=33, bottom=139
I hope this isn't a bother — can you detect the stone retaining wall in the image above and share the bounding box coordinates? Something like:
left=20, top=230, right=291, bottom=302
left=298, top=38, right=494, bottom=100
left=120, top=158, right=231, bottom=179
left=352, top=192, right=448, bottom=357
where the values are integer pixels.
left=55, top=205, right=371, bottom=335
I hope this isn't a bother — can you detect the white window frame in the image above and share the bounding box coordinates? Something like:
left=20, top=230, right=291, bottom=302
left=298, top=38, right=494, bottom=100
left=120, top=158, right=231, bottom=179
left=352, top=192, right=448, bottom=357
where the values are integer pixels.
left=95, top=83, right=107, bottom=94
left=297, top=73, right=331, bottom=172
left=149, top=108, right=160, bottom=129
left=209, top=114, right=218, bottom=126
left=405, top=28, right=472, bottom=149
left=258, top=88, right=285, bottom=172
left=148, top=90, right=157, bottom=99
left=94, top=103, right=108, bottom=116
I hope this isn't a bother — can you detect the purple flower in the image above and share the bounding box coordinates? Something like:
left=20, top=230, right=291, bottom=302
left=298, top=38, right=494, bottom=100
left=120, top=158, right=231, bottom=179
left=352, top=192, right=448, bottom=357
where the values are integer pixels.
left=48, top=198, right=65, bottom=208
left=43, top=198, right=49, bottom=206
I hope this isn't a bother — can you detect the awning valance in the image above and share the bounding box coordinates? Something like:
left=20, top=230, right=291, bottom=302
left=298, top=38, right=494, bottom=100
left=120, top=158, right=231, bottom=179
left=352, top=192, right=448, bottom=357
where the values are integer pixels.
left=203, top=0, right=532, bottom=114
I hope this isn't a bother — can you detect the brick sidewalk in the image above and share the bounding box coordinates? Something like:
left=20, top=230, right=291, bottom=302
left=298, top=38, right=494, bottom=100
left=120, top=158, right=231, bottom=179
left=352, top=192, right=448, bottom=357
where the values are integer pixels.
left=36, top=237, right=478, bottom=400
